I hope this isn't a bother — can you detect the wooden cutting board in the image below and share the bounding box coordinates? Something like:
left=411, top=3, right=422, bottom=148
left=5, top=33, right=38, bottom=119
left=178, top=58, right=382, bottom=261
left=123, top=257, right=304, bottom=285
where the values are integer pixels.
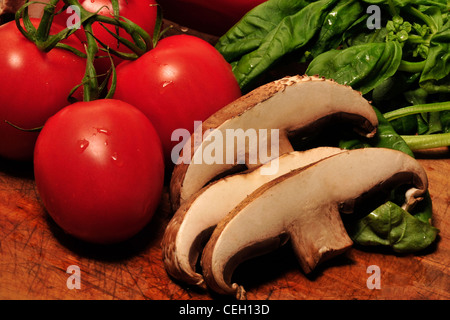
left=0, top=19, right=448, bottom=302
left=0, top=148, right=449, bottom=300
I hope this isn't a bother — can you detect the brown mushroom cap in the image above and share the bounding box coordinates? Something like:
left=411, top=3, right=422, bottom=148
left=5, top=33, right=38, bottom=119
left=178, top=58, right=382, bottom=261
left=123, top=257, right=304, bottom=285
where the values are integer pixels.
left=170, top=75, right=379, bottom=212
left=0, top=0, right=46, bottom=17
left=162, top=147, right=346, bottom=286
left=200, top=148, right=428, bottom=299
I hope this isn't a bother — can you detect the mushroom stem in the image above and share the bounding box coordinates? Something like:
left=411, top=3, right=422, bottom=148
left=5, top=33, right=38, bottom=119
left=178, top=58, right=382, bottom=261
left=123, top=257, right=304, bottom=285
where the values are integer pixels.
left=288, top=204, right=353, bottom=274
left=162, top=148, right=346, bottom=287
left=200, top=148, right=428, bottom=298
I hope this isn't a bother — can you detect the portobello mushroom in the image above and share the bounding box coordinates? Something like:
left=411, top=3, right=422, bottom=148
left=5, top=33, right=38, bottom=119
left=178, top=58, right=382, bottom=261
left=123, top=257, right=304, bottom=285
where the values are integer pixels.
left=170, top=75, right=379, bottom=211
left=162, top=147, right=346, bottom=287
left=200, top=148, right=428, bottom=299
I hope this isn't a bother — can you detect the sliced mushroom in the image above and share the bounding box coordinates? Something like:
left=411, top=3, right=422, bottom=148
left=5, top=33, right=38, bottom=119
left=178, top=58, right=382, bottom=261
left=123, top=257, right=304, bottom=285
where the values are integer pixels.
left=200, top=148, right=428, bottom=299
left=162, top=147, right=346, bottom=287
left=0, top=0, right=48, bottom=17
left=170, top=75, right=379, bottom=211
left=0, top=0, right=24, bottom=15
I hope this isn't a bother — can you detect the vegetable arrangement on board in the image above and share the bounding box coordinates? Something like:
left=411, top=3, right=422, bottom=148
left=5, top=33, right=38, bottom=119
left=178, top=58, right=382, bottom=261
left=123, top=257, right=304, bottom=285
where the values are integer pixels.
left=163, top=75, right=438, bottom=299
left=0, top=0, right=446, bottom=299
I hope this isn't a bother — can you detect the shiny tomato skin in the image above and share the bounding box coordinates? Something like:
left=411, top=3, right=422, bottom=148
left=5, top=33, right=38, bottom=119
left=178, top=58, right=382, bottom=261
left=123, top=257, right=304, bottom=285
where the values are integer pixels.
left=0, top=19, right=85, bottom=161
left=34, top=99, right=165, bottom=244
left=158, top=0, right=267, bottom=35
left=54, top=0, right=158, bottom=73
left=113, top=35, right=241, bottom=165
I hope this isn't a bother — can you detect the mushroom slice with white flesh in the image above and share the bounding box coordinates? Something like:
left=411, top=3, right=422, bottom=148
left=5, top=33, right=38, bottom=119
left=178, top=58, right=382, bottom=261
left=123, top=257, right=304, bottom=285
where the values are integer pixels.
left=200, top=148, right=429, bottom=299
left=170, top=75, right=379, bottom=211
left=162, top=147, right=346, bottom=287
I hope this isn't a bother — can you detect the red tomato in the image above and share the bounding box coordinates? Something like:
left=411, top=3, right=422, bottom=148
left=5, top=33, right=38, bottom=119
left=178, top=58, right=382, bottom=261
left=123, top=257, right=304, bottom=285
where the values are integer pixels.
left=0, top=19, right=85, bottom=161
left=158, top=0, right=267, bottom=35
left=112, top=34, right=241, bottom=167
left=34, top=99, right=165, bottom=244
left=54, top=0, right=158, bottom=74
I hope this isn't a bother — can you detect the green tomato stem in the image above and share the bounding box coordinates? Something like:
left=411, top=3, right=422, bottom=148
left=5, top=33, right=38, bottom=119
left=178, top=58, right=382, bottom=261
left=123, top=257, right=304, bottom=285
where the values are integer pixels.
left=95, top=15, right=153, bottom=54
left=104, top=55, right=117, bottom=99
left=15, top=2, right=38, bottom=41
left=55, top=42, right=87, bottom=58
left=16, top=0, right=157, bottom=58
left=4, top=120, right=43, bottom=132
left=111, top=0, right=120, bottom=38
left=64, top=0, right=153, bottom=55
left=35, top=0, right=60, bottom=43
left=82, top=22, right=100, bottom=102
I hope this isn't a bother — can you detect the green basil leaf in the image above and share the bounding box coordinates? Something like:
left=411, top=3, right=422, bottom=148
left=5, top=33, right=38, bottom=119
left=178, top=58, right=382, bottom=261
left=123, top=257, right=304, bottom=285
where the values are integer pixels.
left=306, top=41, right=402, bottom=94
left=425, top=112, right=444, bottom=134
left=216, top=0, right=314, bottom=62
left=340, top=107, right=415, bottom=157
left=309, top=0, right=363, bottom=57
left=390, top=114, right=419, bottom=134
left=231, top=0, right=340, bottom=91
left=417, top=113, right=430, bottom=134
left=420, top=21, right=450, bottom=93
left=347, top=201, right=439, bottom=253
left=441, top=110, right=450, bottom=132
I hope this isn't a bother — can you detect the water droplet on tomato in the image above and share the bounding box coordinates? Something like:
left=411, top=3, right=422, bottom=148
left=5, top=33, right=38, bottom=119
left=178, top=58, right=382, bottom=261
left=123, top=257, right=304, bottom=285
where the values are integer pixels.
left=96, top=128, right=111, bottom=135
left=77, top=139, right=89, bottom=153
left=162, top=80, right=173, bottom=88
left=111, top=152, right=124, bottom=167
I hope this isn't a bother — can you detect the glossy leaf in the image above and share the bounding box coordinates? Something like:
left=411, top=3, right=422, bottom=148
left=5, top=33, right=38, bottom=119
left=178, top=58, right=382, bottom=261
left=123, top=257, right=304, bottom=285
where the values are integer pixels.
left=230, top=0, right=340, bottom=90
left=348, top=201, right=439, bottom=253
left=216, top=0, right=314, bottom=62
left=309, top=0, right=363, bottom=57
left=339, top=107, right=414, bottom=157
left=420, top=21, right=450, bottom=93
left=306, top=41, right=403, bottom=94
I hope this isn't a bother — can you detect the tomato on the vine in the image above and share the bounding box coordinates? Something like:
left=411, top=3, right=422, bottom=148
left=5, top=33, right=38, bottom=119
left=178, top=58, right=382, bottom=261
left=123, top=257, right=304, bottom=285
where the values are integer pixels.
left=157, top=0, right=267, bottom=35
left=54, top=0, right=158, bottom=74
left=34, top=99, right=165, bottom=244
left=112, top=34, right=242, bottom=167
left=0, top=18, right=85, bottom=161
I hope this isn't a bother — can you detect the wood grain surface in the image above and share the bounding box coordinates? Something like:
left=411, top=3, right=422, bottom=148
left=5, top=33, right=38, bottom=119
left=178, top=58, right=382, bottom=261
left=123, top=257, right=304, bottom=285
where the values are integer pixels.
left=0, top=148, right=449, bottom=300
